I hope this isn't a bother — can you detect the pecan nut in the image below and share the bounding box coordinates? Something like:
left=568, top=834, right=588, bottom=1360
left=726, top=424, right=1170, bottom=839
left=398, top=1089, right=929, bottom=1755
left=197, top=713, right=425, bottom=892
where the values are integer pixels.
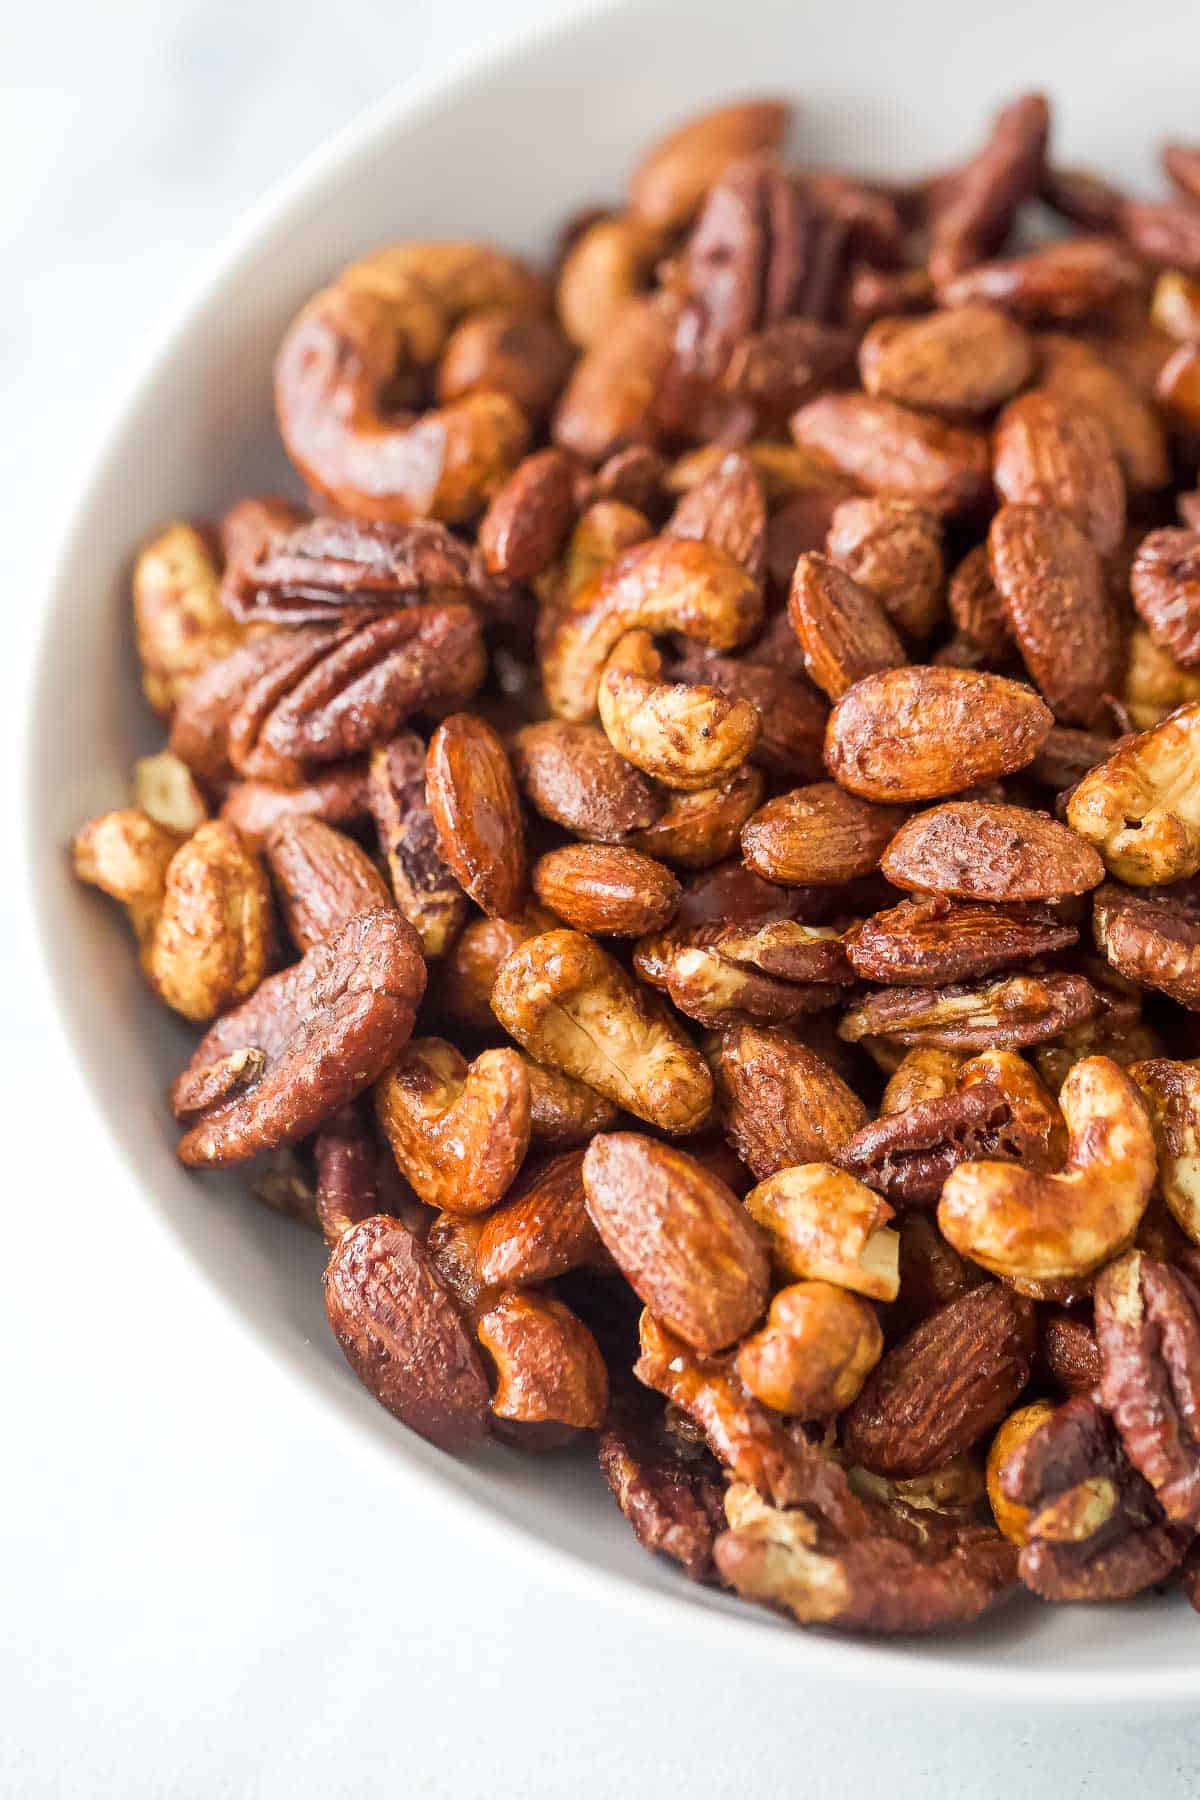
left=598, top=1399, right=726, bottom=1583
left=1094, top=1250, right=1200, bottom=1526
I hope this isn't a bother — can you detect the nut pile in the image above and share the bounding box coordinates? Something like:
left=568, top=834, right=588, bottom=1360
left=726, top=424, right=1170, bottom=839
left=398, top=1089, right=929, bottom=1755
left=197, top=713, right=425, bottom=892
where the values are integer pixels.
left=75, top=92, right=1200, bottom=1636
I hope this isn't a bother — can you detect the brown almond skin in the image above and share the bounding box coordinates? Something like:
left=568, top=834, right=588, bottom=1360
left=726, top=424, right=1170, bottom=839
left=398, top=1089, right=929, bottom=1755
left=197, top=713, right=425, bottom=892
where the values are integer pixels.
left=787, top=553, right=906, bottom=701
left=992, top=391, right=1125, bottom=557
left=824, top=666, right=1053, bottom=801
left=475, top=1150, right=607, bottom=1287
left=790, top=393, right=992, bottom=518
left=988, top=504, right=1117, bottom=726
left=324, top=1213, right=491, bottom=1448
left=1037, top=333, right=1169, bottom=493
left=477, top=447, right=575, bottom=581
left=511, top=719, right=662, bottom=841
left=427, top=713, right=525, bottom=917
left=265, top=815, right=393, bottom=951
left=582, top=1133, right=769, bottom=1352
left=824, top=497, right=945, bottom=643
left=881, top=801, right=1104, bottom=901
left=859, top=305, right=1034, bottom=417
left=841, top=1283, right=1036, bottom=1477
left=532, top=843, right=680, bottom=935
left=741, top=782, right=907, bottom=885
left=712, top=1022, right=868, bottom=1180
left=1130, top=529, right=1200, bottom=668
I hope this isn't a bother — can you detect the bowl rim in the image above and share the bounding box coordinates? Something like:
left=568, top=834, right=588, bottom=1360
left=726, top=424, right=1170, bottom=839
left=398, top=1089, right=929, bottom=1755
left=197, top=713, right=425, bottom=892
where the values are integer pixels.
left=24, top=0, right=1200, bottom=1703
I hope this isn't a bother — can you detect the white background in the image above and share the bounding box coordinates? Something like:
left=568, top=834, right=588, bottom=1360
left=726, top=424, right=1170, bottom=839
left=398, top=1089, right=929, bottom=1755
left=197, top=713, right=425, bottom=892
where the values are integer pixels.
left=3, top=2, right=1199, bottom=1793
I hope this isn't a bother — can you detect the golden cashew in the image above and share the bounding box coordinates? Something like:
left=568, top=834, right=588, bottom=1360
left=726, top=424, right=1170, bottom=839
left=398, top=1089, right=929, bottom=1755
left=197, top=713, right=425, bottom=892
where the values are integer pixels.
left=735, top=1281, right=883, bottom=1417
left=374, top=1036, right=531, bottom=1215
left=490, top=928, right=712, bottom=1133
left=133, top=752, right=209, bottom=835
left=275, top=281, right=530, bottom=522
left=597, top=628, right=759, bottom=789
left=556, top=214, right=662, bottom=347
left=1130, top=1057, right=1200, bottom=1244
left=133, top=522, right=250, bottom=717
left=1068, top=702, right=1200, bottom=886
left=73, top=807, right=183, bottom=946
left=743, top=1164, right=900, bottom=1301
left=542, top=534, right=762, bottom=721
left=986, top=1400, right=1058, bottom=1545
left=1122, top=626, right=1200, bottom=731
left=938, top=1055, right=1156, bottom=1282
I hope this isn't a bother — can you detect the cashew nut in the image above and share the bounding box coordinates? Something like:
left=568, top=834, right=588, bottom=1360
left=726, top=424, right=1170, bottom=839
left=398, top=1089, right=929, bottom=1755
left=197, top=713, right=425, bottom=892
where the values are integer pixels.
left=597, top=628, right=759, bottom=789
left=1130, top=1057, right=1200, bottom=1244
left=374, top=1036, right=531, bottom=1214
left=938, top=1055, right=1156, bottom=1282
left=133, top=522, right=250, bottom=717
left=743, top=1164, right=900, bottom=1301
left=1068, top=702, right=1200, bottom=886
left=541, top=535, right=762, bottom=721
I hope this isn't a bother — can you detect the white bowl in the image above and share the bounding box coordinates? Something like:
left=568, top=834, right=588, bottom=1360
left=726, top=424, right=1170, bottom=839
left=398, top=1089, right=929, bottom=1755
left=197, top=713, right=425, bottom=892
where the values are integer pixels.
left=27, top=0, right=1200, bottom=1703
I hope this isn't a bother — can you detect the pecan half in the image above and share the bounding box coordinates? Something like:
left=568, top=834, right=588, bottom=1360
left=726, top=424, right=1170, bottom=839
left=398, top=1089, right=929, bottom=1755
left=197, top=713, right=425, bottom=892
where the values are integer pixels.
left=1093, top=883, right=1200, bottom=1009
left=222, top=516, right=481, bottom=624
left=366, top=733, right=467, bottom=957
left=1094, top=1250, right=1200, bottom=1526
left=171, top=910, right=425, bottom=1165
left=839, top=971, right=1099, bottom=1054
left=845, top=895, right=1077, bottom=985
left=1130, top=529, right=1200, bottom=668
left=598, top=1399, right=726, bottom=1583
left=927, top=92, right=1049, bottom=284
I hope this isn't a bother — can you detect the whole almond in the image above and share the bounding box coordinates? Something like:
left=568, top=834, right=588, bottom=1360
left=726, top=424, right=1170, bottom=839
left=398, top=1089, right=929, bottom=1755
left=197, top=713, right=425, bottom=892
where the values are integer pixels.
left=859, top=305, right=1034, bottom=416
left=477, top=447, right=575, bottom=581
left=881, top=801, right=1105, bottom=901
left=712, top=1022, right=868, bottom=1179
left=992, top=391, right=1125, bottom=556
left=840, top=1282, right=1036, bottom=1476
left=1037, top=333, right=1169, bottom=493
left=946, top=542, right=1011, bottom=659
left=581, top=1132, right=770, bottom=1351
left=741, top=782, right=907, bottom=885
left=824, top=666, right=1053, bottom=801
left=532, top=843, right=681, bottom=935
left=988, top=503, right=1117, bottom=725
left=825, top=497, right=945, bottom=642
left=511, top=719, right=663, bottom=841
left=628, top=97, right=792, bottom=232
left=787, top=553, right=906, bottom=701
left=791, top=393, right=991, bottom=517
left=265, top=814, right=393, bottom=951
left=324, top=1213, right=491, bottom=1448
left=427, top=713, right=526, bottom=917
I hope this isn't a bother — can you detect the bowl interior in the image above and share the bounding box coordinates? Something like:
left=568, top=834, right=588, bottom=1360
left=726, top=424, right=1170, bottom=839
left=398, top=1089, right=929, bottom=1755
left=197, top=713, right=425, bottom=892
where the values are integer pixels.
left=29, top=0, right=1200, bottom=1697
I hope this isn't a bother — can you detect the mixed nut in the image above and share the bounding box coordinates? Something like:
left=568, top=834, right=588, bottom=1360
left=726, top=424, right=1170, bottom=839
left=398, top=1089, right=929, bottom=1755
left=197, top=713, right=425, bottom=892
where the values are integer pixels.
left=75, top=89, right=1200, bottom=1636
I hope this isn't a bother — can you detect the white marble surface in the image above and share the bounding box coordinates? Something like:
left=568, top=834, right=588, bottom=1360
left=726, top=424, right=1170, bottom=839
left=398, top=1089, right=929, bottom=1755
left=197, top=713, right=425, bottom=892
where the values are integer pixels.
left=4, top=3, right=1200, bottom=1794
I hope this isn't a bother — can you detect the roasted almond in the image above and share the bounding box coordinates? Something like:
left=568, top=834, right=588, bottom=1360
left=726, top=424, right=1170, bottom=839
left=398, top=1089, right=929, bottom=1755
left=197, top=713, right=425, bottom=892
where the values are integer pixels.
left=532, top=842, right=681, bottom=935
left=581, top=1131, right=770, bottom=1351
left=1036, top=334, right=1169, bottom=492
left=880, top=801, right=1104, bottom=901
left=426, top=712, right=526, bottom=917
left=987, top=503, right=1117, bottom=725
left=741, top=782, right=907, bottom=885
left=511, top=719, right=663, bottom=841
left=786, top=553, right=906, bottom=701
left=791, top=393, right=991, bottom=517
left=824, top=666, right=1053, bottom=801
left=712, top=1022, right=868, bottom=1180
left=265, top=815, right=394, bottom=952
left=992, top=391, right=1125, bottom=557
left=859, top=305, right=1034, bottom=416
left=825, top=497, right=945, bottom=642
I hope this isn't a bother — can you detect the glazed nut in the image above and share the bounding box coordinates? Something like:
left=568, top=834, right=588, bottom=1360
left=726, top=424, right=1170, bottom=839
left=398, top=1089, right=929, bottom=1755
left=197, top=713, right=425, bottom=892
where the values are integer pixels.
left=582, top=1132, right=770, bottom=1352
left=477, top=1291, right=609, bottom=1429
left=324, top=1213, right=491, bottom=1448
left=859, top=305, right=1034, bottom=416
left=790, top=393, right=992, bottom=518
left=597, top=1403, right=726, bottom=1584
left=1094, top=1250, right=1200, bottom=1525
left=532, top=842, right=680, bottom=936
left=374, top=1037, right=531, bottom=1214
left=557, top=214, right=661, bottom=347
left=1036, top=332, right=1169, bottom=493
left=986, top=1400, right=1058, bottom=1544
left=741, top=782, right=906, bottom=886
left=523, top=1055, right=621, bottom=1144
left=133, top=752, right=209, bottom=835
left=663, top=451, right=767, bottom=581
left=622, top=765, right=764, bottom=869
left=987, top=503, right=1116, bottom=727
left=838, top=970, right=1099, bottom=1055
left=841, top=1282, right=1036, bottom=1478
left=938, top=1055, right=1156, bottom=1283
left=73, top=807, right=183, bottom=944
left=711, top=1022, right=868, bottom=1180
left=1067, top=702, right=1200, bottom=886
left=881, top=1049, right=966, bottom=1115
left=1130, top=529, right=1200, bottom=669
left=992, top=391, right=1125, bottom=558
left=880, top=800, right=1104, bottom=902
left=144, top=821, right=275, bottom=1022
left=824, top=497, right=945, bottom=642
left=491, top=929, right=713, bottom=1133
left=1122, top=626, right=1200, bottom=732
left=475, top=1149, right=609, bottom=1287
left=845, top=894, right=1078, bottom=987
left=786, top=553, right=906, bottom=702
left=133, top=522, right=248, bottom=717
left=220, top=763, right=371, bottom=846
left=426, top=712, right=526, bottom=918
left=598, top=630, right=759, bottom=790
left=1130, top=1058, right=1200, bottom=1243
left=366, top=734, right=467, bottom=959
left=628, top=96, right=792, bottom=233
left=743, top=1164, right=899, bottom=1301
left=431, top=904, right=558, bottom=1036
left=511, top=719, right=663, bottom=842
left=541, top=536, right=762, bottom=723
left=735, top=1282, right=882, bottom=1418
left=435, top=310, right=572, bottom=422
left=476, top=447, right=576, bottom=582
left=265, top=815, right=393, bottom=952
left=936, top=235, right=1143, bottom=322
left=824, top=666, right=1053, bottom=802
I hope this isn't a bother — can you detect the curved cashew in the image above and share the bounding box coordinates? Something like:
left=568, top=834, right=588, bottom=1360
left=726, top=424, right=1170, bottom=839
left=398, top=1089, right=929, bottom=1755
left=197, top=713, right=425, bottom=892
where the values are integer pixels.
left=374, top=1037, right=531, bottom=1214
left=597, top=629, right=759, bottom=789
left=1068, top=702, right=1200, bottom=886
left=556, top=214, right=662, bottom=347
left=735, top=1282, right=883, bottom=1418
left=541, top=535, right=762, bottom=721
left=938, top=1056, right=1156, bottom=1282
left=276, top=278, right=530, bottom=522
left=490, top=928, right=712, bottom=1133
